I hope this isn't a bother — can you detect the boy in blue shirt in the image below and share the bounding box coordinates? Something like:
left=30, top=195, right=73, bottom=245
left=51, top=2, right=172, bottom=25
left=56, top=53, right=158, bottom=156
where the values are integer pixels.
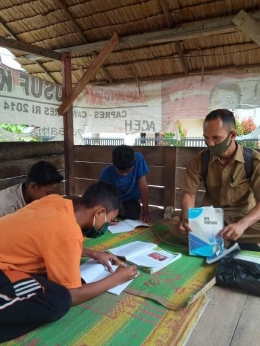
left=100, top=145, right=150, bottom=223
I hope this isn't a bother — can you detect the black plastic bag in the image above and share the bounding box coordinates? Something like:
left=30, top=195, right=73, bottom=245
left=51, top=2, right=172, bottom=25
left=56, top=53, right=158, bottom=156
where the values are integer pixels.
left=216, top=253, right=260, bottom=296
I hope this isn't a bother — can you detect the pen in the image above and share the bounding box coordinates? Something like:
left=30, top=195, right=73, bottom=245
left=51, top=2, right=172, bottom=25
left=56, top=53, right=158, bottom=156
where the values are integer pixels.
left=120, top=262, right=127, bottom=267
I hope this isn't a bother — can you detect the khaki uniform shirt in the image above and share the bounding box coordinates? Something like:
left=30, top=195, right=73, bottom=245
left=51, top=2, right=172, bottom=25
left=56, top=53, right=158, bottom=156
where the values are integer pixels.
left=0, top=184, right=26, bottom=217
left=180, top=143, right=260, bottom=215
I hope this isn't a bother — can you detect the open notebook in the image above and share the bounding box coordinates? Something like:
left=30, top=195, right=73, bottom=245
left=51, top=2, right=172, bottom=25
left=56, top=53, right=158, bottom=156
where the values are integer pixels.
left=108, top=241, right=182, bottom=274
left=108, top=219, right=149, bottom=234
left=80, top=259, right=134, bottom=295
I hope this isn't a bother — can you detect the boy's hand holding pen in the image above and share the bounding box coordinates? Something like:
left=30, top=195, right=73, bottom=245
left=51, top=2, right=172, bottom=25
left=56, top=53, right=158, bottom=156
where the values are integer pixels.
left=110, top=218, right=119, bottom=226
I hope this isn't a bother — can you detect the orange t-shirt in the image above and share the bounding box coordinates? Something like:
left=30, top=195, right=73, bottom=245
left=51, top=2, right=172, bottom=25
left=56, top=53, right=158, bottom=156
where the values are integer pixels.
left=0, top=195, right=83, bottom=289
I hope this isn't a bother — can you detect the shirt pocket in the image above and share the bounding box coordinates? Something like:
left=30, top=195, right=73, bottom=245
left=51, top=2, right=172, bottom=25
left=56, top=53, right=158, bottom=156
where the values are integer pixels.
left=231, top=179, right=250, bottom=201
left=207, top=181, right=221, bottom=201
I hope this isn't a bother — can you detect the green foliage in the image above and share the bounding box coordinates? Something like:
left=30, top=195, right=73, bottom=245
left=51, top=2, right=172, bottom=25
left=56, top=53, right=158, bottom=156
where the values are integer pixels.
left=0, top=123, right=38, bottom=142
left=0, top=123, right=28, bottom=134
left=160, top=121, right=187, bottom=146
left=235, top=116, right=257, bottom=136
left=238, top=140, right=259, bottom=149
left=235, top=116, right=258, bottom=148
left=176, top=120, right=187, bottom=138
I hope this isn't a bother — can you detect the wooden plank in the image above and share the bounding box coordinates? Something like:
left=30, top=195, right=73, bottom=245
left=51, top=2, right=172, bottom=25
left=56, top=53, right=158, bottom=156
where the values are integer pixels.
left=0, top=156, right=64, bottom=179
left=158, top=0, right=189, bottom=75
left=163, top=146, right=176, bottom=207
left=75, top=178, right=164, bottom=206
left=176, top=147, right=203, bottom=167
left=56, top=181, right=66, bottom=196
left=175, top=168, right=186, bottom=188
left=62, top=52, right=75, bottom=196
left=187, top=286, right=248, bottom=346
left=232, top=10, right=260, bottom=47
left=0, top=17, right=58, bottom=84
left=137, top=147, right=169, bottom=166
left=74, top=145, right=167, bottom=166
left=176, top=167, right=205, bottom=190
left=75, top=146, right=113, bottom=163
left=99, top=62, right=260, bottom=84
left=58, top=33, right=119, bottom=115
left=0, top=36, right=61, bottom=61
left=0, top=177, right=65, bottom=195
left=75, top=161, right=164, bottom=186
left=0, top=142, right=64, bottom=161
left=0, top=176, right=25, bottom=190
left=175, top=189, right=205, bottom=209
left=230, top=295, right=260, bottom=346
left=149, top=186, right=164, bottom=207
left=74, top=162, right=107, bottom=180
left=56, top=11, right=260, bottom=53
left=75, top=178, right=98, bottom=196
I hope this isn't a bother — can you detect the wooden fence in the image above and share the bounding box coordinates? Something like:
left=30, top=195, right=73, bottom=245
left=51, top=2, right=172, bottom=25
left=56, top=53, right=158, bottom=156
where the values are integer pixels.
left=0, top=143, right=212, bottom=210
left=74, top=145, right=205, bottom=210
left=0, top=142, right=65, bottom=195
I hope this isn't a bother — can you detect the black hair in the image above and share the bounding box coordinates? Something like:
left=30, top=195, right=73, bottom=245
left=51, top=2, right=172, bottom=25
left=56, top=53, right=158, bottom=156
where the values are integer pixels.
left=209, top=82, right=242, bottom=104
left=204, top=109, right=236, bottom=130
left=80, top=181, right=122, bottom=213
left=112, top=145, right=135, bottom=171
left=25, top=161, right=64, bottom=186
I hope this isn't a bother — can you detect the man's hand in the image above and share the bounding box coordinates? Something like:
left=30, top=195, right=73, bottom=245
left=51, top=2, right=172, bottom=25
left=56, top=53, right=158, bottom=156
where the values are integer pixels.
left=179, top=219, right=192, bottom=235
left=218, top=222, right=245, bottom=241
left=139, top=213, right=150, bottom=224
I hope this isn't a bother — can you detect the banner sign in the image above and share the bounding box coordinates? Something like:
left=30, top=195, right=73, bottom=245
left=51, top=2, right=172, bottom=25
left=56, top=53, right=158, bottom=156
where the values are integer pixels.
left=0, top=63, right=161, bottom=143
left=0, top=61, right=260, bottom=143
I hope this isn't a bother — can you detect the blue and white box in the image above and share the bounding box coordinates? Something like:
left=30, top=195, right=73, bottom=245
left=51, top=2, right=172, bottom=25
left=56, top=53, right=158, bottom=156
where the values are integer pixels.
left=188, top=206, right=224, bottom=257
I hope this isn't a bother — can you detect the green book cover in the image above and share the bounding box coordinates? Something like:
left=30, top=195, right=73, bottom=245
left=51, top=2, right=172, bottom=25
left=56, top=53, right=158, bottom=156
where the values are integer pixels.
left=235, top=250, right=260, bottom=264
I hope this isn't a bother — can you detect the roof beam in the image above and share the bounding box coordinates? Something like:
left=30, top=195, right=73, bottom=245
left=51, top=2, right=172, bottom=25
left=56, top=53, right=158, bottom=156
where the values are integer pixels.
left=58, top=32, right=119, bottom=115
left=56, top=0, right=113, bottom=83
left=56, top=11, right=260, bottom=53
left=56, top=0, right=87, bottom=43
left=105, top=62, right=260, bottom=84
left=0, top=18, right=59, bottom=83
left=0, top=36, right=61, bottom=61
left=232, top=10, right=260, bottom=46
left=158, top=0, right=189, bottom=75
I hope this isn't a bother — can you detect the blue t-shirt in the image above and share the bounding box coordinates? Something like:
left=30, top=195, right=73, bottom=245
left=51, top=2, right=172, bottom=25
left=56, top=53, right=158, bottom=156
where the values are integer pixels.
left=100, top=152, right=149, bottom=201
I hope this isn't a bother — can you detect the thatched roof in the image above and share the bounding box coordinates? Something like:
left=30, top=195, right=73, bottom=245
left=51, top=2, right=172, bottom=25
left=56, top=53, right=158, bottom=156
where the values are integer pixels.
left=1, top=0, right=260, bottom=85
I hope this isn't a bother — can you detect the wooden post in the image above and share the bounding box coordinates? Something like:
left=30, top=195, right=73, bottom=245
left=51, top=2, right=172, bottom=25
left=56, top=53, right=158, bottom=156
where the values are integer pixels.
left=163, top=147, right=177, bottom=209
left=232, top=10, right=260, bottom=46
left=58, top=32, right=119, bottom=115
left=62, top=52, right=75, bottom=197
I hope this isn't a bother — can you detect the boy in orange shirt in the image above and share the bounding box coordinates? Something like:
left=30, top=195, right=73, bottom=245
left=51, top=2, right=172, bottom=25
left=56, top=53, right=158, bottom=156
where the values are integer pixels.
left=0, top=181, right=137, bottom=342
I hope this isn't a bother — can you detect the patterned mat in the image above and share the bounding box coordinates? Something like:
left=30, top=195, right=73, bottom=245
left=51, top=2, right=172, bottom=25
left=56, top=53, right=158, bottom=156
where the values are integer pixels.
left=2, top=224, right=214, bottom=345
left=4, top=292, right=208, bottom=346
left=85, top=223, right=217, bottom=310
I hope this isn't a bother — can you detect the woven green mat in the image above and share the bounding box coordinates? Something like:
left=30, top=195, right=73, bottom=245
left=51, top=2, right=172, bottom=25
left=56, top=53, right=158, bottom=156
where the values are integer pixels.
left=4, top=292, right=208, bottom=346
left=84, top=223, right=216, bottom=310
left=3, top=224, right=212, bottom=345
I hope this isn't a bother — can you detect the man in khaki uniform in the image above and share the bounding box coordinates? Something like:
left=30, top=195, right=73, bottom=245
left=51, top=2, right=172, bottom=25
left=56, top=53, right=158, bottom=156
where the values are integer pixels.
left=169, top=109, right=260, bottom=249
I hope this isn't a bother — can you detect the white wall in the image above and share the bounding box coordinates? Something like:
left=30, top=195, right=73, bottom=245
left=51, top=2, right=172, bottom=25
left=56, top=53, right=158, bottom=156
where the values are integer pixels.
left=181, top=119, right=204, bottom=137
